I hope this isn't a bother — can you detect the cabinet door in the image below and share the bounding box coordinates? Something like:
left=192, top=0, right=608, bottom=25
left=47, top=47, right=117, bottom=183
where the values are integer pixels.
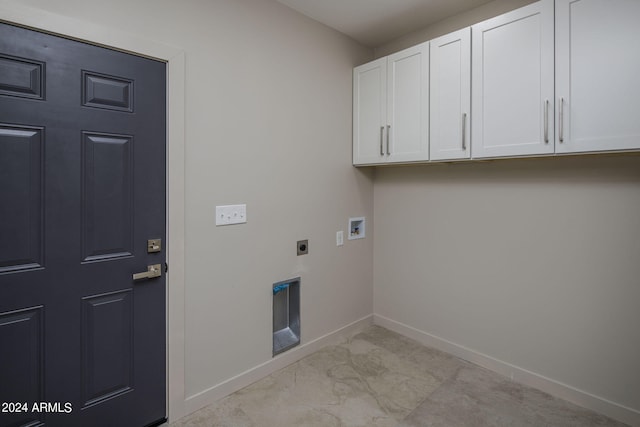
left=353, top=57, right=387, bottom=165
left=555, top=0, right=640, bottom=153
left=386, top=43, right=429, bottom=163
left=472, top=0, right=554, bottom=158
left=430, top=28, right=471, bottom=161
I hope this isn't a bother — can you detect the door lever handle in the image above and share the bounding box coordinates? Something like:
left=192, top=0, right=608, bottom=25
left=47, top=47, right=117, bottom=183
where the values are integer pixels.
left=133, top=264, right=162, bottom=280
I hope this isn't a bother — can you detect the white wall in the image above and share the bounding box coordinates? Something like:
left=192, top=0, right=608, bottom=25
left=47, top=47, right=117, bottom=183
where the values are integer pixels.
left=374, top=156, right=640, bottom=414
left=374, top=0, right=537, bottom=57
left=1, top=0, right=374, bottom=420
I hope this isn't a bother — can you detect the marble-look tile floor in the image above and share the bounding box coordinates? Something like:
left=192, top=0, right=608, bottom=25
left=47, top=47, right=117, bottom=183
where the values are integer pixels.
left=171, top=326, right=628, bottom=427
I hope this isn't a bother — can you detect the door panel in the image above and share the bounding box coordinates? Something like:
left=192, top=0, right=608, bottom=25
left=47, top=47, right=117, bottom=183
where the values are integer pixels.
left=0, top=307, right=44, bottom=427
left=82, top=71, right=133, bottom=112
left=0, top=125, right=44, bottom=272
left=81, top=290, right=133, bottom=407
left=81, top=132, right=134, bottom=261
left=0, top=22, right=166, bottom=427
left=0, top=54, right=44, bottom=100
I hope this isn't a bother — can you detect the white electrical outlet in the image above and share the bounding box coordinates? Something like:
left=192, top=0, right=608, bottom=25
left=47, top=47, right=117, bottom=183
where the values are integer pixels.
left=216, top=204, right=247, bottom=226
left=336, top=230, right=344, bottom=246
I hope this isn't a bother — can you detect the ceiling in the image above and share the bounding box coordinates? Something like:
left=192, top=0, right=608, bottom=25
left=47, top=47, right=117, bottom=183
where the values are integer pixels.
left=276, top=0, right=495, bottom=48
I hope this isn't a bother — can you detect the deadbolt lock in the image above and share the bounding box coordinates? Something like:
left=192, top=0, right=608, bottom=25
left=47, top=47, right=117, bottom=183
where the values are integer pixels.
left=147, top=239, right=162, bottom=253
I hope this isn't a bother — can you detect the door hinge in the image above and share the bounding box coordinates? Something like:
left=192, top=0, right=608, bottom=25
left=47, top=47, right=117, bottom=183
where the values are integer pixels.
left=164, top=262, right=168, bottom=273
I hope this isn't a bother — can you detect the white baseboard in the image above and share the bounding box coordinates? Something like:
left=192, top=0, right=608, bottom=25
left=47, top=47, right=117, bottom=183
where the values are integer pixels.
left=180, top=315, right=373, bottom=419
left=373, top=314, right=640, bottom=427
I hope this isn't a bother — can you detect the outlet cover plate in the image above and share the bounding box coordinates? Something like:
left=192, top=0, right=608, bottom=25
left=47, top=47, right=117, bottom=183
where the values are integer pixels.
left=216, top=204, right=247, bottom=226
left=297, top=240, right=308, bottom=256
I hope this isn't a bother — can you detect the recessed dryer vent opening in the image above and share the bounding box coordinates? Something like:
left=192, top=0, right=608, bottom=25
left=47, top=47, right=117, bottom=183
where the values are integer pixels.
left=272, top=277, right=300, bottom=357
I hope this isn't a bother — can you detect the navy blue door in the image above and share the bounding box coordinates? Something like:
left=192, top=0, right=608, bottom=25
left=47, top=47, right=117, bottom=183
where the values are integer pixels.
left=0, top=23, right=166, bottom=427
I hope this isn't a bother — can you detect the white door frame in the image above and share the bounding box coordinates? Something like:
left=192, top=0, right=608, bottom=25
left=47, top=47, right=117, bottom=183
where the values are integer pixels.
left=0, top=2, right=188, bottom=421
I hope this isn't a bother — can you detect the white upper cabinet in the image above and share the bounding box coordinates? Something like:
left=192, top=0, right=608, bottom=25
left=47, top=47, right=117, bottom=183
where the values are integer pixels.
left=471, top=0, right=555, bottom=159
left=430, top=27, right=471, bottom=161
left=555, top=0, right=640, bottom=154
left=353, top=57, right=387, bottom=165
left=353, top=43, right=429, bottom=165
left=386, top=43, right=429, bottom=163
left=353, top=0, right=640, bottom=166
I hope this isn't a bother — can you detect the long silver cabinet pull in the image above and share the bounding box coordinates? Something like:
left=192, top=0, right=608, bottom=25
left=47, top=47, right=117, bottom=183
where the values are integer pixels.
left=559, top=97, right=564, bottom=143
left=462, top=113, right=467, bottom=150
left=544, top=100, right=549, bottom=143
left=380, top=126, right=384, bottom=155
left=386, top=125, right=391, bottom=155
